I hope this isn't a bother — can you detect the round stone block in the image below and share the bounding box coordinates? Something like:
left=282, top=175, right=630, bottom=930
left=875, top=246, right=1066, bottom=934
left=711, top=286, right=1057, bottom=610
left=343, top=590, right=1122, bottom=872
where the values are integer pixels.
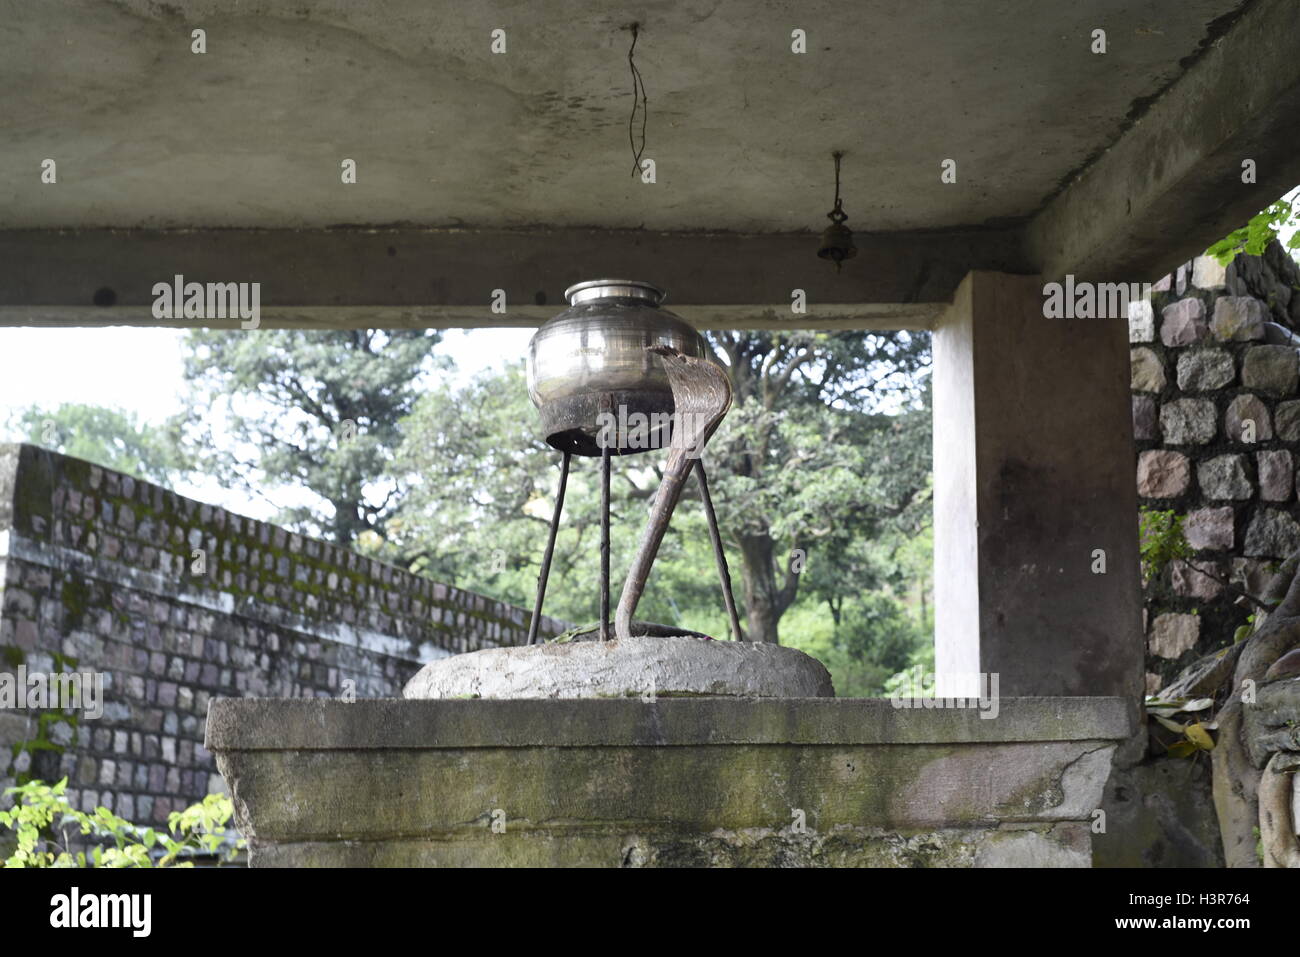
left=403, top=635, right=836, bottom=699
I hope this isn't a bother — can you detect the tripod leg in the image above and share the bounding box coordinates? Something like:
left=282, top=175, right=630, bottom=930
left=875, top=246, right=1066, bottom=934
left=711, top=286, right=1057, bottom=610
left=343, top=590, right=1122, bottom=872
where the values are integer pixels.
left=600, top=443, right=612, bottom=641
left=527, top=450, right=571, bottom=645
left=695, top=459, right=744, bottom=641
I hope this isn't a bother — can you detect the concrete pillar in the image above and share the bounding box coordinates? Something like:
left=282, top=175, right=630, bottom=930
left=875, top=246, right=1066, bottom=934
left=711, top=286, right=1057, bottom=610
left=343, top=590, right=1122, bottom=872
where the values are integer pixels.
left=933, top=271, right=1143, bottom=699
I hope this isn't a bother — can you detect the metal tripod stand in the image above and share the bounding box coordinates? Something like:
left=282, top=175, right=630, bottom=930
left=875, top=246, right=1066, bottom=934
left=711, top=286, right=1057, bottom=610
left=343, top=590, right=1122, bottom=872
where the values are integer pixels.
left=525, top=448, right=744, bottom=645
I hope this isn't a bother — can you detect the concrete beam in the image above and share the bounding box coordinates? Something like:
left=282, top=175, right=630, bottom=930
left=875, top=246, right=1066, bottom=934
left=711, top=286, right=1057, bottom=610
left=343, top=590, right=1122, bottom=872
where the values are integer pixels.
left=0, top=226, right=1024, bottom=329
left=0, top=302, right=944, bottom=332
left=1027, top=0, right=1300, bottom=284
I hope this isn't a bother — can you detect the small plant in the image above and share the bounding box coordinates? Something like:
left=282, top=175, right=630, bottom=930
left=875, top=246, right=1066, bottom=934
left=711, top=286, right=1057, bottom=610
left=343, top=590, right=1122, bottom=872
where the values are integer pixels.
left=1138, top=508, right=1192, bottom=585
left=1145, top=696, right=1216, bottom=759
left=0, top=778, right=244, bottom=868
left=1206, top=196, right=1300, bottom=266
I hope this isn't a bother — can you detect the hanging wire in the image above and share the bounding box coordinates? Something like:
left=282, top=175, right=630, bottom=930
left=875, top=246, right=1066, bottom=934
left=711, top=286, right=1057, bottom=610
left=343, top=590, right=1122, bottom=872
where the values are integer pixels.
left=829, top=150, right=846, bottom=221
left=628, top=24, right=648, bottom=176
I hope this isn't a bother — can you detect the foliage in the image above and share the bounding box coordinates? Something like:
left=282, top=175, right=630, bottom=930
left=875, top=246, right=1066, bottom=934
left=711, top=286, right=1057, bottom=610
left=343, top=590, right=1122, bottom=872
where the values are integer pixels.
left=1, top=779, right=244, bottom=867
left=2, top=403, right=189, bottom=485
left=699, top=329, right=932, bottom=643
left=177, top=328, right=443, bottom=546
left=882, top=629, right=937, bottom=699
left=394, top=331, right=933, bottom=652
left=785, top=589, right=931, bottom=697
left=4, top=648, right=82, bottom=788
left=1206, top=196, right=1300, bottom=266
left=1138, top=508, right=1192, bottom=585
left=1145, top=696, right=1216, bottom=759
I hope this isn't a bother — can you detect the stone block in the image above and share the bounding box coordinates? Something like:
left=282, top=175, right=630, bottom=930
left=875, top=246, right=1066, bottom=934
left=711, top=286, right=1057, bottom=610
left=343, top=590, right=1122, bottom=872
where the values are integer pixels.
left=1132, top=396, right=1159, bottom=440
left=1197, top=455, right=1253, bottom=501
left=1160, top=298, right=1207, bottom=346
left=1241, top=345, right=1298, bottom=396
left=1231, top=558, right=1274, bottom=602
left=1274, top=400, right=1300, bottom=441
left=1182, top=507, right=1234, bottom=551
left=1128, top=300, right=1155, bottom=343
left=1171, top=560, right=1223, bottom=600
left=1136, top=450, right=1190, bottom=498
left=1159, top=399, right=1216, bottom=445
left=1224, top=393, right=1272, bottom=443
left=1176, top=349, right=1234, bottom=391
left=1149, top=613, right=1199, bottom=660
left=1210, top=296, right=1266, bottom=341
left=1257, top=450, right=1294, bottom=502
left=1245, top=509, right=1300, bottom=558
left=1192, top=257, right=1229, bottom=291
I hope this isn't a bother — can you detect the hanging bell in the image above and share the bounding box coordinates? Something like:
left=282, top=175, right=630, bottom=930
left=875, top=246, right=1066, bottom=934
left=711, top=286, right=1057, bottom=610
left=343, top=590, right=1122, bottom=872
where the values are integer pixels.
left=817, top=203, right=857, bottom=271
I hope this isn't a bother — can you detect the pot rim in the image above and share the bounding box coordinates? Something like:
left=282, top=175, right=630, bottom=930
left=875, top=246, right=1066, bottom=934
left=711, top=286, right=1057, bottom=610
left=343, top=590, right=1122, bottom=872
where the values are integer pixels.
left=564, top=279, right=667, bottom=306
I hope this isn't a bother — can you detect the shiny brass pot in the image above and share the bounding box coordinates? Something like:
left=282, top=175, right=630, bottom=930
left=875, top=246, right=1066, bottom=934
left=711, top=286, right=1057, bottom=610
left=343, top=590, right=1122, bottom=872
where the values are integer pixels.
left=526, top=280, right=709, bottom=456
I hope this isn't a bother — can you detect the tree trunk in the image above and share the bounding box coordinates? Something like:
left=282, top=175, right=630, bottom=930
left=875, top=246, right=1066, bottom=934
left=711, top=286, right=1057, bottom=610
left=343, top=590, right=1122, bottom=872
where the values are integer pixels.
left=737, top=531, right=796, bottom=643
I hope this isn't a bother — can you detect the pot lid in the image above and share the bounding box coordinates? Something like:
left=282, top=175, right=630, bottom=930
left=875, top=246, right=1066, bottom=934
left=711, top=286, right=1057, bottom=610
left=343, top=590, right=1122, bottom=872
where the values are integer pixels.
left=564, top=279, right=666, bottom=306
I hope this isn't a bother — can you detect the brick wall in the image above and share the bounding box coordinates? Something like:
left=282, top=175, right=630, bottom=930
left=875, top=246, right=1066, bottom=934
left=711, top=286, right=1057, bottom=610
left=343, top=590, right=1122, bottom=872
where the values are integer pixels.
left=0, top=443, right=562, bottom=824
left=1131, top=246, right=1300, bottom=693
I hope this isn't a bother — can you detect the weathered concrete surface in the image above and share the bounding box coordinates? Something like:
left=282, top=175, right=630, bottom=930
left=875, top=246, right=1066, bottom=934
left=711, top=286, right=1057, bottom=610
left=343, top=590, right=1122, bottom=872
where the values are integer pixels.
left=253, top=822, right=1095, bottom=868
left=933, top=272, right=1145, bottom=701
left=206, top=696, right=1133, bottom=749
left=1094, top=752, right=1225, bottom=868
left=6, top=2, right=1300, bottom=326
left=402, top=635, right=835, bottom=699
left=0, top=1, right=1238, bottom=233
left=1029, top=0, right=1300, bottom=284
left=207, top=697, right=1131, bottom=867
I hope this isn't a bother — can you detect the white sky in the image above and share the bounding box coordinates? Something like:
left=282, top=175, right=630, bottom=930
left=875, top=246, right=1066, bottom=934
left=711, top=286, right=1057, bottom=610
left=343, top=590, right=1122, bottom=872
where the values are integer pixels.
left=0, top=325, right=534, bottom=518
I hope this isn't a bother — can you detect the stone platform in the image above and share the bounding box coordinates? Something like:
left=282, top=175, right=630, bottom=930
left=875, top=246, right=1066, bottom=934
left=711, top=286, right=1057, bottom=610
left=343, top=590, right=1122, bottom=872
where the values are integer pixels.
left=403, top=635, right=836, bottom=700
left=206, top=696, right=1132, bottom=867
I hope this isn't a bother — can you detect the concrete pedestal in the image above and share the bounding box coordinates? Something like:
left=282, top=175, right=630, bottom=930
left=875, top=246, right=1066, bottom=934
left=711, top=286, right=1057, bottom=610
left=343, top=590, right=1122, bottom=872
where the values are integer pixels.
left=207, top=696, right=1132, bottom=867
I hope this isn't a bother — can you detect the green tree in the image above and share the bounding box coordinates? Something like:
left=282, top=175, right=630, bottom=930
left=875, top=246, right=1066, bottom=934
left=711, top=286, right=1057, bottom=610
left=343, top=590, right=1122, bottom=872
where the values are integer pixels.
left=394, top=331, right=932, bottom=647
left=178, top=329, right=442, bottom=547
left=701, top=330, right=932, bottom=643
left=3, top=403, right=188, bottom=485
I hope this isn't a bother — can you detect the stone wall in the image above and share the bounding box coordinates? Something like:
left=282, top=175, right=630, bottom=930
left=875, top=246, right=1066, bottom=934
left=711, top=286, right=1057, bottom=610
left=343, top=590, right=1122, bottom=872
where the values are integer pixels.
left=1103, top=245, right=1300, bottom=868
left=0, top=443, right=561, bottom=827
left=1131, top=247, right=1300, bottom=691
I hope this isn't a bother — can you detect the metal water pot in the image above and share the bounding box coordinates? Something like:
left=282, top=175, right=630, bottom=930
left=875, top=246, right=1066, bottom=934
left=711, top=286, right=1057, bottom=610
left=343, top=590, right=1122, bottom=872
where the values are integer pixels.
left=526, top=279, right=709, bottom=456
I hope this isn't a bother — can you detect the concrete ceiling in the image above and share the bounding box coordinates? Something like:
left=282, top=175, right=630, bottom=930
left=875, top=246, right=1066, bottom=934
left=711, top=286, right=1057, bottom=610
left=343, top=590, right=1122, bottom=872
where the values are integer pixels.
left=0, top=0, right=1243, bottom=232
left=2, top=0, right=1299, bottom=325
